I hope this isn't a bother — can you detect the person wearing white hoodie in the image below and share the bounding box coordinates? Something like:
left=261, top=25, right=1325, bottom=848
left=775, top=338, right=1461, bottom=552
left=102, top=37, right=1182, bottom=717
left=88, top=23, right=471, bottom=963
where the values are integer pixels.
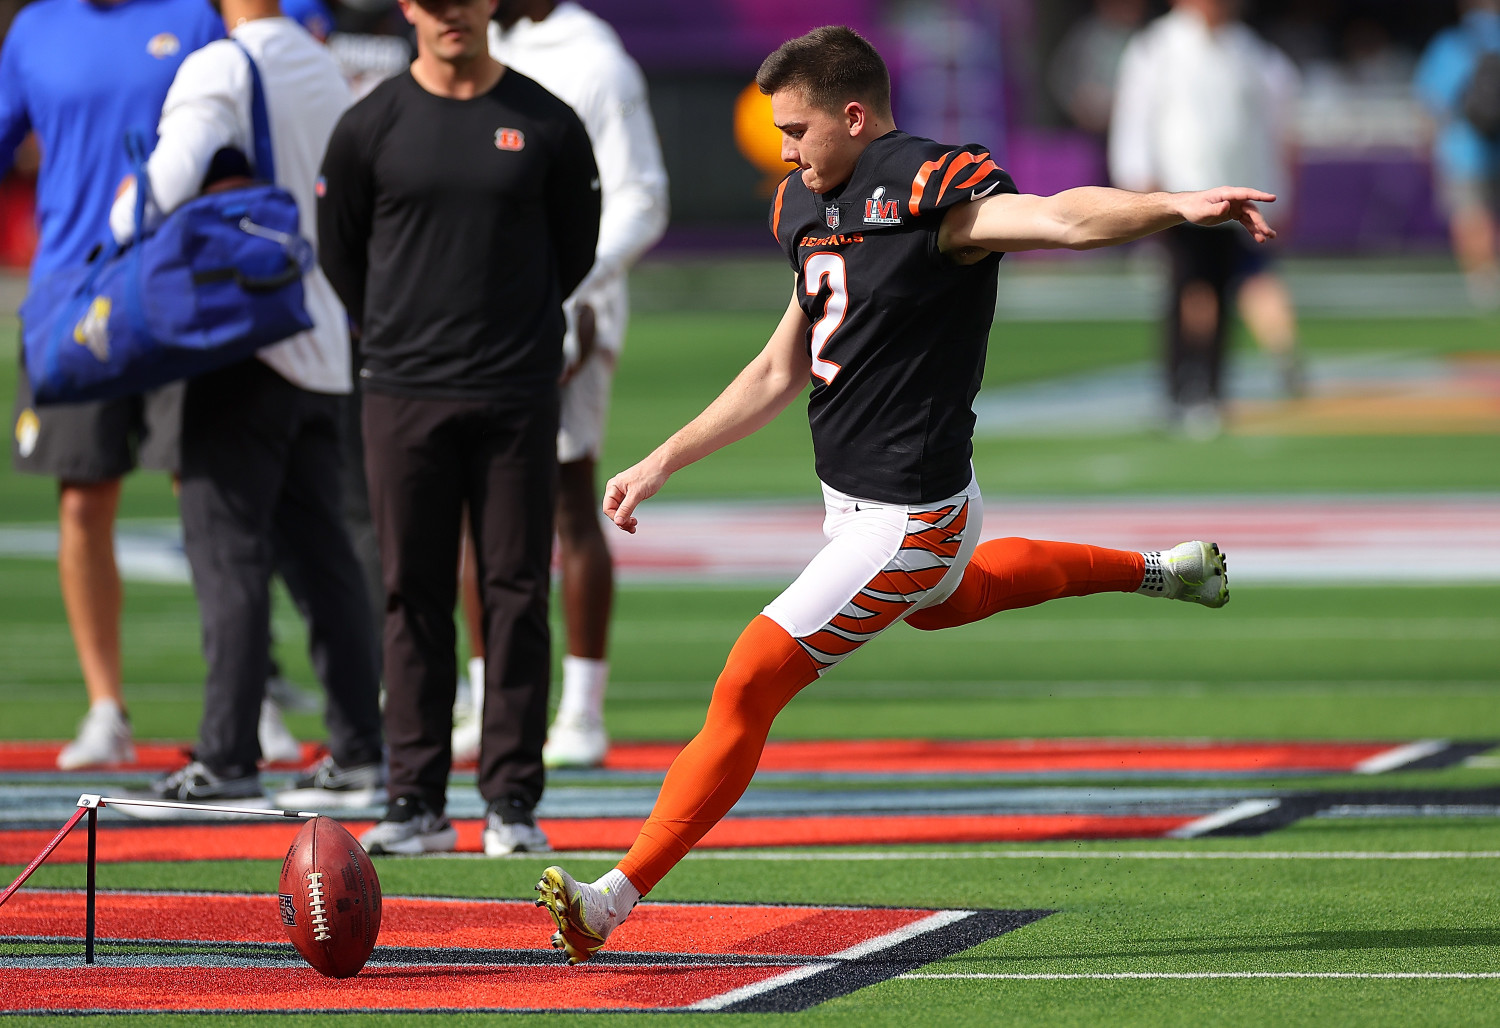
left=451, top=0, right=668, bottom=769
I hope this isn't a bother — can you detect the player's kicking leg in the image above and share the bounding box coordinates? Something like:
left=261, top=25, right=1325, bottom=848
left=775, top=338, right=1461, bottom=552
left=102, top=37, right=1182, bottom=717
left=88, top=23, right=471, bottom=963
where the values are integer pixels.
left=536, top=482, right=980, bottom=963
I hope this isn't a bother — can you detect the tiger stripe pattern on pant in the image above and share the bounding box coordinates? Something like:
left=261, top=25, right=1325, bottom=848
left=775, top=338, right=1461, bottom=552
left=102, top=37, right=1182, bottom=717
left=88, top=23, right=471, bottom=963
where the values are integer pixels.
left=795, top=498, right=970, bottom=671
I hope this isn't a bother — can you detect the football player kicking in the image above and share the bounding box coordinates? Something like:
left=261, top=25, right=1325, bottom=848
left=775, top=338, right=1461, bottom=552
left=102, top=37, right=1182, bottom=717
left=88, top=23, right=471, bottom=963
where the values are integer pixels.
left=536, top=25, right=1273, bottom=964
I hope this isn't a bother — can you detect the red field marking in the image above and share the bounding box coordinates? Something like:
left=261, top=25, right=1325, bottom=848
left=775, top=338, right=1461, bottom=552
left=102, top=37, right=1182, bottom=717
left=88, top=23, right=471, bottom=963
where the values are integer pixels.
left=2, top=890, right=935, bottom=957
left=0, top=812, right=1193, bottom=866
left=1, top=964, right=808, bottom=1014
left=2, top=891, right=1028, bottom=1014
left=0, top=738, right=1410, bottom=775
left=0, top=741, right=318, bottom=773
left=597, top=738, right=1405, bottom=775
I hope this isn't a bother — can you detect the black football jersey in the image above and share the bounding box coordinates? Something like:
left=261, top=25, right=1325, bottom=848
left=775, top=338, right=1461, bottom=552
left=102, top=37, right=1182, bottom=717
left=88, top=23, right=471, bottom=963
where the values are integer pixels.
left=772, top=131, right=1017, bottom=503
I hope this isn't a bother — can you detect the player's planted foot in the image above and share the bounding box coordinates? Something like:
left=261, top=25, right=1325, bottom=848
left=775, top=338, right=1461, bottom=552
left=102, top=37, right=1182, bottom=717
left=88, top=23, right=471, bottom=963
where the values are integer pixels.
left=1138, top=541, right=1229, bottom=608
left=535, top=866, right=636, bottom=964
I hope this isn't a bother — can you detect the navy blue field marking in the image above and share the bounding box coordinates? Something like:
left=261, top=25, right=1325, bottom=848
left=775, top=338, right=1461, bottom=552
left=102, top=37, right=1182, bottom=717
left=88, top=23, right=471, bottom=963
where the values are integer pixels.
left=1201, top=787, right=1500, bottom=837
left=1400, top=742, right=1495, bottom=771
left=721, top=908, right=1053, bottom=1014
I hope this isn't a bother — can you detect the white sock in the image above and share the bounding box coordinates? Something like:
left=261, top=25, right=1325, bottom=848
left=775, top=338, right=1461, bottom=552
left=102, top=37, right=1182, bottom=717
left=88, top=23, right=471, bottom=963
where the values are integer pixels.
left=1136, top=550, right=1167, bottom=597
left=90, top=697, right=125, bottom=720
left=556, top=655, right=608, bottom=723
left=595, top=867, right=640, bottom=919
left=468, top=657, right=485, bottom=720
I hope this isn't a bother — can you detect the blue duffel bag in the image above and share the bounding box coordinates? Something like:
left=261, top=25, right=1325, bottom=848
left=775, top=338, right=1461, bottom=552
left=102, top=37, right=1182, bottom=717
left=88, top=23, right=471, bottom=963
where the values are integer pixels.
left=21, top=42, right=314, bottom=405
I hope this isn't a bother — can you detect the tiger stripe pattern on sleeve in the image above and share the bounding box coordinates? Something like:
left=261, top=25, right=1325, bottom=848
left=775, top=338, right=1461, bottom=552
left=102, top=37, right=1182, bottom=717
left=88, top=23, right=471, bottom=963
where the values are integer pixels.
left=795, top=498, right=970, bottom=671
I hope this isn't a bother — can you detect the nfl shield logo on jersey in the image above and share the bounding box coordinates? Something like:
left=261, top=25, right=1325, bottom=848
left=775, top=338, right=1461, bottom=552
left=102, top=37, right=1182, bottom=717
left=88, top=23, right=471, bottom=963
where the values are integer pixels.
left=825, top=205, right=841, bottom=229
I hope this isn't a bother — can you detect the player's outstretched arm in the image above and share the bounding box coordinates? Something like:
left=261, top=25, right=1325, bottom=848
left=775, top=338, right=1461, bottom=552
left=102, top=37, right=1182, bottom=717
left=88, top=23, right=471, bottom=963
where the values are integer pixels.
left=602, top=295, right=812, bottom=534
left=940, top=186, right=1277, bottom=259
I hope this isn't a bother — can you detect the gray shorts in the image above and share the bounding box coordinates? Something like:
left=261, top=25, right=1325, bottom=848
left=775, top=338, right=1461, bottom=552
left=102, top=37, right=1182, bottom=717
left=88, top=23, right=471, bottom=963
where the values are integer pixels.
left=11, top=358, right=182, bottom=483
left=1436, top=169, right=1500, bottom=219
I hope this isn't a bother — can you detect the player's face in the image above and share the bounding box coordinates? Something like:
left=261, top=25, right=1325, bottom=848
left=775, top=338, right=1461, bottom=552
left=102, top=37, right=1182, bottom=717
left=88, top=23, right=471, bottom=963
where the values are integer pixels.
left=402, top=0, right=496, bottom=63
left=771, top=88, right=862, bottom=194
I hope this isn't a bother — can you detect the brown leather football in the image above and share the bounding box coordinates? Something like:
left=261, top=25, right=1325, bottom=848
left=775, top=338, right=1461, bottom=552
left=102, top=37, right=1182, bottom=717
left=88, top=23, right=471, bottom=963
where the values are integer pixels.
left=279, top=816, right=382, bottom=978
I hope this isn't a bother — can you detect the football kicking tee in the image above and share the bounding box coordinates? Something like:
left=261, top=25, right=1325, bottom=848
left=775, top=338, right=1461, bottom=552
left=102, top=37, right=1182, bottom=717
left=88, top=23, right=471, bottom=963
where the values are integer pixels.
left=536, top=26, right=1267, bottom=965
left=0, top=794, right=325, bottom=966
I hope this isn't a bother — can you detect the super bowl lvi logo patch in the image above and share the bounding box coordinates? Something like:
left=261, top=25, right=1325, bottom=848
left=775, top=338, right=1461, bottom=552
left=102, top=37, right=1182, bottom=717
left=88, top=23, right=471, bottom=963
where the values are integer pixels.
left=73, top=296, right=112, bottom=362
left=494, top=128, right=525, bottom=152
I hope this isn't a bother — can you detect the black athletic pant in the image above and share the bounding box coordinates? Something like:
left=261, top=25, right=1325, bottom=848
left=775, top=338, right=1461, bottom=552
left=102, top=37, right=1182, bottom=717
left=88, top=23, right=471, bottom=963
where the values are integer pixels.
left=179, top=359, right=383, bottom=779
left=1161, top=223, right=1240, bottom=408
left=363, top=389, right=558, bottom=816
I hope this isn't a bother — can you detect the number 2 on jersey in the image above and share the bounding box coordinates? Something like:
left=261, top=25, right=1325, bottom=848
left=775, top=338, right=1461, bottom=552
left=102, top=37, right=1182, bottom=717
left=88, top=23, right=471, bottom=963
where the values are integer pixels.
left=803, top=252, right=847, bottom=384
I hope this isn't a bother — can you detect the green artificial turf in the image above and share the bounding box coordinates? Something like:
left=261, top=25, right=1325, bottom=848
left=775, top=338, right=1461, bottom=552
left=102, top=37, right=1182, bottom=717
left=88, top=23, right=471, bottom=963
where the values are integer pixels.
left=3, top=304, right=1497, bottom=1025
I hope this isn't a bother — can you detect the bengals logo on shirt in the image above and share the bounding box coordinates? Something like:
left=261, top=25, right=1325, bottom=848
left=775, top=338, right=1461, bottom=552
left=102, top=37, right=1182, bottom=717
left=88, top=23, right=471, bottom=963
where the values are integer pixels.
left=494, top=128, right=525, bottom=152
left=147, top=33, right=181, bottom=59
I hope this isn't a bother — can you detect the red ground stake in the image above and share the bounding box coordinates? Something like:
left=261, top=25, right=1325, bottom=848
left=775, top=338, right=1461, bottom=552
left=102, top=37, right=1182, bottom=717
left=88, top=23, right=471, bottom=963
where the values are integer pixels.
left=0, top=805, right=88, bottom=909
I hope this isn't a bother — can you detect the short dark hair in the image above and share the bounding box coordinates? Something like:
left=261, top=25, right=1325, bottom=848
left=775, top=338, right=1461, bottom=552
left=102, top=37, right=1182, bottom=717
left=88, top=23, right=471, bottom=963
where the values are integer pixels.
left=756, top=26, right=892, bottom=118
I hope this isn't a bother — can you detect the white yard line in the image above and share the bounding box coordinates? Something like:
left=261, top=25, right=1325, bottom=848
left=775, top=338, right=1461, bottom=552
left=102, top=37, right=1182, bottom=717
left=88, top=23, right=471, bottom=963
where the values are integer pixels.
left=1355, top=740, right=1451, bottom=774
left=1166, top=799, right=1282, bottom=839
left=830, top=909, right=975, bottom=961
left=686, top=962, right=835, bottom=1011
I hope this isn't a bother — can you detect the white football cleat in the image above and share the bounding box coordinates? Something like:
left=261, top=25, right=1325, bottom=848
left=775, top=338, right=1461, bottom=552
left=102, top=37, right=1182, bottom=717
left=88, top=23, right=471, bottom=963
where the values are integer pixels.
left=56, top=701, right=135, bottom=770
left=542, top=713, right=609, bottom=769
left=534, top=866, right=626, bottom=965
left=1141, top=540, right=1229, bottom=608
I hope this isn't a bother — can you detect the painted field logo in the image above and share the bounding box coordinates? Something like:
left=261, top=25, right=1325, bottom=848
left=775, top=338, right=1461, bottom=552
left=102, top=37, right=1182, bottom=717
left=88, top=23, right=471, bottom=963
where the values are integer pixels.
left=1, top=891, right=1049, bottom=1015
left=864, top=186, right=901, bottom=225
left=494, top=128, right=526, bottom=152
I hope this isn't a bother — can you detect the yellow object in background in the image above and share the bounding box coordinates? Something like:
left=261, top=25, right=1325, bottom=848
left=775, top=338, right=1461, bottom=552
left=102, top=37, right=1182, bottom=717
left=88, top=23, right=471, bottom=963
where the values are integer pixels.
left=734, top=82, right=791, bottom=195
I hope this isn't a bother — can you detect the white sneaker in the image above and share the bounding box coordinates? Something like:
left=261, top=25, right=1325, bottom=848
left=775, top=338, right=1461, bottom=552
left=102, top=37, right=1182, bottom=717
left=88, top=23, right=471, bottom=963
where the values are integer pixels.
left=483, top=802, right=551, bottom=855
left=542, top=713, right=609, bottom=769
left=258, top=699, right=302, bottom=764
left=1142, top=541, right=1230, bottom=608
left=534, top=866, right=627, bottom=965
left=57, top=702, right=136, bottom=770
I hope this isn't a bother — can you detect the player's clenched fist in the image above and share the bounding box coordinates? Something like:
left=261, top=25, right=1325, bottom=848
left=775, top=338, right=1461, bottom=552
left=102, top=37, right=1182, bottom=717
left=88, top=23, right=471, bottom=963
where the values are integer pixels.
left=602, top=459, right=670, bottom=534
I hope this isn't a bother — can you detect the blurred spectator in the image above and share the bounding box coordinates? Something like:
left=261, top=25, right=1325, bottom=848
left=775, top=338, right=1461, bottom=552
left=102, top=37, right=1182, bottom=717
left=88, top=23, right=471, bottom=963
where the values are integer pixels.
left=1415, top=0, right=1500, bottom=309
left=110, top=0, right=384, bottom=809
left=473, top=0, right=668, bottom=773
left=1110, top=0, right=1302, bottom=437
left=2, top=0, right=222, bottom=769
left=1048, top=0, right=1146, bottom=136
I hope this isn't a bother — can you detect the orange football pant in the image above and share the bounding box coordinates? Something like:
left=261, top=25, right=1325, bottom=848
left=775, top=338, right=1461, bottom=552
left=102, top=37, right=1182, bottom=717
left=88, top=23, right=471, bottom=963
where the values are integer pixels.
left=617, top=538, right=1145, bottom=893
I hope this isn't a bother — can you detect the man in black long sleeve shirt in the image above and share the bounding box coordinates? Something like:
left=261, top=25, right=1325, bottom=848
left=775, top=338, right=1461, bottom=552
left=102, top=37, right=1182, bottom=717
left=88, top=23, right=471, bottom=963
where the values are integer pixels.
left=317, top=0, right=599, bottom=857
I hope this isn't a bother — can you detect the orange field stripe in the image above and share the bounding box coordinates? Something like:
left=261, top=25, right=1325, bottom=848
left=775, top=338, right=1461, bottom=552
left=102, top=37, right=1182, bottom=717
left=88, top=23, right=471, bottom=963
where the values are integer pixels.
left=0, top=813, right=1193, bottom=865
left=598, top=739, right=1404, bottom=774
left=1, top=964, right=804, bottom=1013
left=0, top=739, right=1407, bottom=777
left=3, top=891, right=934, bottom=956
